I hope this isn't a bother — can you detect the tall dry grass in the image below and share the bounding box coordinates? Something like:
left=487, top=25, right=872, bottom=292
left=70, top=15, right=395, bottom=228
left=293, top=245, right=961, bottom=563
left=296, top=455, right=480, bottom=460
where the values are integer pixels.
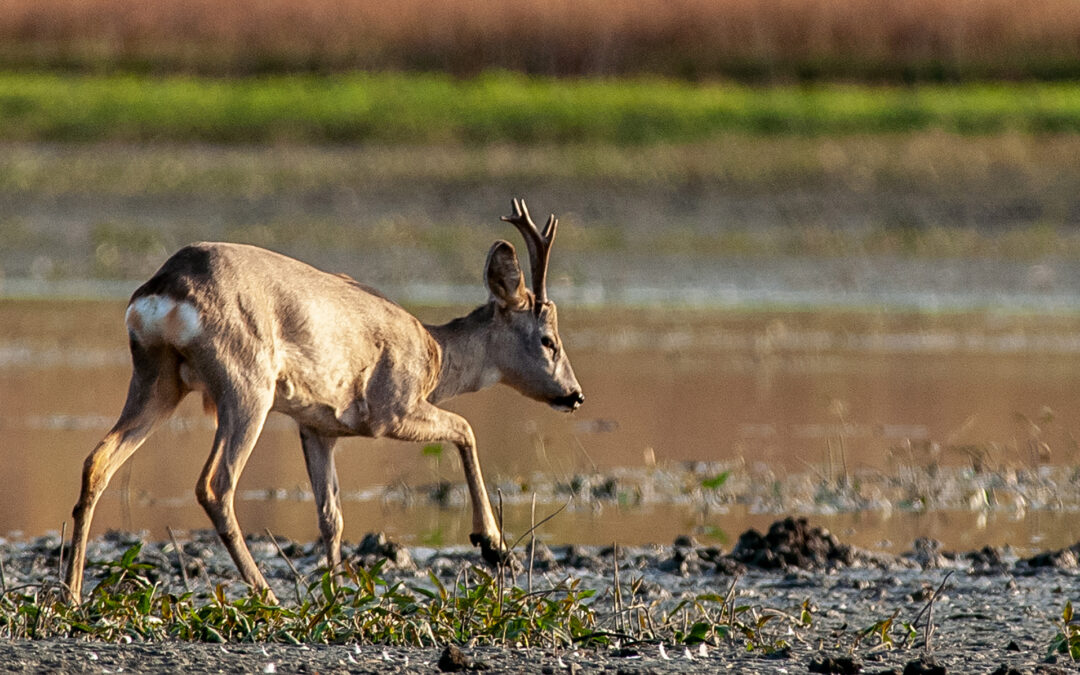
left=2, top=0, right=1079, bottom=80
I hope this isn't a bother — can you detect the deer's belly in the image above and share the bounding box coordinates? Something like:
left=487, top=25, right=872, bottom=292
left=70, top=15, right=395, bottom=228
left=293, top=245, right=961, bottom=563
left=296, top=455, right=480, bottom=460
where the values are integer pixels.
left=272, top=378, right=376, bottom=437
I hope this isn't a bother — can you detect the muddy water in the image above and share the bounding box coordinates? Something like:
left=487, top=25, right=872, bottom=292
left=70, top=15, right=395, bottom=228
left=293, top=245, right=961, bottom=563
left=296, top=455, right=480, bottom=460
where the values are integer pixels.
left=3, top=299, right=1080, bottom=554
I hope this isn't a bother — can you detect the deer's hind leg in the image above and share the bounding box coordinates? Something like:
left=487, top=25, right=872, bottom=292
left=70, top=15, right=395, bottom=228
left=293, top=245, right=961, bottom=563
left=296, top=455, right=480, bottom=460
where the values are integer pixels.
left=66, top=342, right=184, bottom=602
left=194, top=375, right=276, bottom=599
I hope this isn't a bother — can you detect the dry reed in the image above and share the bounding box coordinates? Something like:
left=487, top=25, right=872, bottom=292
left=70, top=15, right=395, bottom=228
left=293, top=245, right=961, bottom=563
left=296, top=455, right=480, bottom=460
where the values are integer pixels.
left=2, top=0, right=1079, bottom=80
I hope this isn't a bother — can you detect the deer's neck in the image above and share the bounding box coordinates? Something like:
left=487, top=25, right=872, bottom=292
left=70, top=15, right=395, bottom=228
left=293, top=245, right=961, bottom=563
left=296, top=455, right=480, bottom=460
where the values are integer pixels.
left=426, top=303, right=500, bottom=403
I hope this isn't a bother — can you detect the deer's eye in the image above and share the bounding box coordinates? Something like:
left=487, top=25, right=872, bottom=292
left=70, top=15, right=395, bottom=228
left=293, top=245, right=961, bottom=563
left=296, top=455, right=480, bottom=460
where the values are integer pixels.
left=540, top=335, right=557, bottom=354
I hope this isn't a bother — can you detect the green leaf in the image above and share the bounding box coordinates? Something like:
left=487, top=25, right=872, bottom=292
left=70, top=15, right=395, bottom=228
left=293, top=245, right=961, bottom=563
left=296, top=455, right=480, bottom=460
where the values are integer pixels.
left=422, top=443, right=443, bottom=457
left=701, top=471, right=731, bottom=490
left=321, top=571, right=335, bottom=601
left=120, top=543, right=142, bottom=568
left=683, top=621, right=713, bottom=644
left=204, top=626, right=225, bottom=643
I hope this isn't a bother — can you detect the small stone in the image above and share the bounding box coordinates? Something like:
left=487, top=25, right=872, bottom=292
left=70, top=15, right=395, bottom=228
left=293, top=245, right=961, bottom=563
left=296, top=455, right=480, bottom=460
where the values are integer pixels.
left=437, top=645, right=470, bottom=672
left=809, top=654, right=862, bottom=674
left=903, top=656, right=946, bottom=675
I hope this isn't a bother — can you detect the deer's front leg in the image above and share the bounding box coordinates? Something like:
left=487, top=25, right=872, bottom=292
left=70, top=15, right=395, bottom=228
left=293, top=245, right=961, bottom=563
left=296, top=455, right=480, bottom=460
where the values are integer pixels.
left=456, top=431, right=506, bottom=564
left=383, top=402, right=504, bottom=563
left=300, top=428, right=343, bottom=570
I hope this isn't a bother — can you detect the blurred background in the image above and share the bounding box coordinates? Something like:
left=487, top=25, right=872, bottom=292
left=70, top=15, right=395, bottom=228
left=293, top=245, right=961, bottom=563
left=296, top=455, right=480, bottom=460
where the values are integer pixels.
left=2, top=0, right=1080, bottom=554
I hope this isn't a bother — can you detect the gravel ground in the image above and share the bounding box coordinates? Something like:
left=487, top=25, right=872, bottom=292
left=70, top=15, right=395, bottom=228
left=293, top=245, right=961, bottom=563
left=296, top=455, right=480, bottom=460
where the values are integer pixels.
left=2, top=518, right=1079, bottom=674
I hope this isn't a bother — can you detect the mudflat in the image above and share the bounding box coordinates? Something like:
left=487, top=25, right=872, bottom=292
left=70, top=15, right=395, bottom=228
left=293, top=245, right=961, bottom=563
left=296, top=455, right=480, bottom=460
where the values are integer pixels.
left=2, top=520, right=1078, bottom=673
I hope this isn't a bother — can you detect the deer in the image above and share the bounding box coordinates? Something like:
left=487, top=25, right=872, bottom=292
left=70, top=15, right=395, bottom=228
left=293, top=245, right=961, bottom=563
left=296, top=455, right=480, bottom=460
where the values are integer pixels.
left=63, top=198, right=584, bottom=604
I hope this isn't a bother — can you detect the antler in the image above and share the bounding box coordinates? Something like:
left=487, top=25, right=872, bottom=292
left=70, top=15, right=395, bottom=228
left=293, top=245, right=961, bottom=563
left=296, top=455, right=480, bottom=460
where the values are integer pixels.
left=500, top=198, right=558, bottom=304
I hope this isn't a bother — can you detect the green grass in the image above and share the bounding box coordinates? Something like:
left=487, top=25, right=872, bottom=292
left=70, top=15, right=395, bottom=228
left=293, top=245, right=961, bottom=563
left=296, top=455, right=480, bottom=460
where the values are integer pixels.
left=3, top=72, right=1080, bottom=143
left=0, top=542, right=796, bottom=651
left=4, top=542, right=1074, bottom=663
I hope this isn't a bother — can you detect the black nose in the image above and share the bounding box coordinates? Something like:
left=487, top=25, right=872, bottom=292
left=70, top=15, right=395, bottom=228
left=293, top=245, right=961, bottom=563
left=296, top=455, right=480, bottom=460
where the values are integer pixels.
left=552, top=391, right=585, bottom=410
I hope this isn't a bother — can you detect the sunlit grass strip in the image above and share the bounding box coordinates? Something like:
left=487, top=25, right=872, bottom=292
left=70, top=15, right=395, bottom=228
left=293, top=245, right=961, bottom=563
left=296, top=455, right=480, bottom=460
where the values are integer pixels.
left=3, top=72, right=1080, bottom=143
left=0, top=543, right=802, bottom=651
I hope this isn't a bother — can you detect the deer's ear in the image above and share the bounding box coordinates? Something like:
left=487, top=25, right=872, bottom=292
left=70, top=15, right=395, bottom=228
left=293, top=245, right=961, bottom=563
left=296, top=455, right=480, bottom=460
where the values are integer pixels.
left=485, top=240, right=529, bottom=310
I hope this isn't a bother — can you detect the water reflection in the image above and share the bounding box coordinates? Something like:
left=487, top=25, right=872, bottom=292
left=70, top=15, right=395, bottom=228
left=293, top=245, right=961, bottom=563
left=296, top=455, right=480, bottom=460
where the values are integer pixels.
left=3, top=300, right=1080, bottom=554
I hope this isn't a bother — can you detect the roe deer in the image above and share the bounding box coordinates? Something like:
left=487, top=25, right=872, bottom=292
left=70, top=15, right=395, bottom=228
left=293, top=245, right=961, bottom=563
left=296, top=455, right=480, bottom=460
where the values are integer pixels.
left=64, top=199, right=583, bottom=603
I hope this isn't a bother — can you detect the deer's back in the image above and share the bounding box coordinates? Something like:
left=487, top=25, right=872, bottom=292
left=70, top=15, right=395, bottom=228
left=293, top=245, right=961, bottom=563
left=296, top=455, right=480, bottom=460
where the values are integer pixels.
left=127, top=242, right=442, bottom=436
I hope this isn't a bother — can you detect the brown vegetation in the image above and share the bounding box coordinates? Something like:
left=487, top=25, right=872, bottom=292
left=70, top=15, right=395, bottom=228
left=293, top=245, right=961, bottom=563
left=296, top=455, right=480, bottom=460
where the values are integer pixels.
left=3, top=0, right=1080, bottom=80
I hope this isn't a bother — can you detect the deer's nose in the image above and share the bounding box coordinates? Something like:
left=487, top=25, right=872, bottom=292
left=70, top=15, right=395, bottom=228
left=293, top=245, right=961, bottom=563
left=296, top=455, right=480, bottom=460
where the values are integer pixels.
left=551, top=391, right=585, bottom=412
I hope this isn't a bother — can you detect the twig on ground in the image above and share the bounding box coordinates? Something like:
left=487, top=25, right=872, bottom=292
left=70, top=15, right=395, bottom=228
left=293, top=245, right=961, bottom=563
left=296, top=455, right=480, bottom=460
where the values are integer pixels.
left=904, top=570, right=954, bottom=650
left=510, top=496, right=573, bottom=551
left=528, top=493, right=536, bottom=595
left=264, top=528, right=303, bottom=604
left=167, top=527, right=192, bottom=594
left=57, top=522, right=66, bottom=586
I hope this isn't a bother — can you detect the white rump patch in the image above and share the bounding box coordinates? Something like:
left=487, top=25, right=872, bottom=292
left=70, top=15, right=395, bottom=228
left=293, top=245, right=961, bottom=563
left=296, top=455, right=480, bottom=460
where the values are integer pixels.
left=126, top=295, right=202, bottom=347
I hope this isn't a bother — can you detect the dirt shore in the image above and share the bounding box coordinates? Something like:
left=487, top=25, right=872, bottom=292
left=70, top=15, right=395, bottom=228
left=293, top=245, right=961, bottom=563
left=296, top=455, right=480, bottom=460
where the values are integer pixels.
left=2, top=519, right=1079, bottom=673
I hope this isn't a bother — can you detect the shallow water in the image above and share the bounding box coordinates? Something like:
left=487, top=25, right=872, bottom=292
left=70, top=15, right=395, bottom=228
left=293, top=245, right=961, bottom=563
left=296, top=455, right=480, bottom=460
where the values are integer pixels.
left=3, top=299, right=1080, bottom=554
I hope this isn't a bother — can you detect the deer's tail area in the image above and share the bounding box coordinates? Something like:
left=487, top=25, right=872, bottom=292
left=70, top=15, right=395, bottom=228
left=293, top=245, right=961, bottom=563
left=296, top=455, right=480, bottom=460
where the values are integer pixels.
left=125, top=295, right=202, bottom=347
left=125, top=294, right=215, bottom=415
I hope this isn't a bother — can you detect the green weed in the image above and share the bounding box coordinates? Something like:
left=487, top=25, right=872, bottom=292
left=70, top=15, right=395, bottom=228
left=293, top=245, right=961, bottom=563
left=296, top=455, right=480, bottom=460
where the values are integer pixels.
left=0, top=543, right=820, bottom=654
left=1048, top=600, right=1080, bottom=662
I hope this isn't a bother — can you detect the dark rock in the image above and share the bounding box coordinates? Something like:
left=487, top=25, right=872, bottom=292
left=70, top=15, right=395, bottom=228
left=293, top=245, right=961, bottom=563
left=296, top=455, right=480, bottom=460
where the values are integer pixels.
left=438, top=644, right=470, bottom=672
left=713, top=556, right=745, bottom=575
left=907, top=538, right=949, bottom=570
left=437, top=644, right=487, bottom=672
left=672, top=534, right=698, bottom=548
left=903, top=656, right=946, bottom=675
left=809, top=654, right=862, bottom=673
left=729, top=517, right=856, bottom=570
left=1020, top=546, right=1078, bottom=570
left=658, top=545, right=703, bottom=576
left=698, top=545, right=723, bottom=562
left=523, top=541, right=559, bottom=572
left=352, top=532, right=415, bottom=570
left=967, top=545, right=1008, bottom=575
left=561, top=545, right=603, bottom=570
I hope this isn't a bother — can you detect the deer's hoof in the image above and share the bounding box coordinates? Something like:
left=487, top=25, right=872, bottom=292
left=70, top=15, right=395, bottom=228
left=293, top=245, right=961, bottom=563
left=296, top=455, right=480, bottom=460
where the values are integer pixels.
left=470, top=533, right=518, bottom=569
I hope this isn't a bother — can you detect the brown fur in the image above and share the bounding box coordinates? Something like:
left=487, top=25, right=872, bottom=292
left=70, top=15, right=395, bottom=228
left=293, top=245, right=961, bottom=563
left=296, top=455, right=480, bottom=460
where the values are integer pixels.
left=65, top=202, right=583, bottom=603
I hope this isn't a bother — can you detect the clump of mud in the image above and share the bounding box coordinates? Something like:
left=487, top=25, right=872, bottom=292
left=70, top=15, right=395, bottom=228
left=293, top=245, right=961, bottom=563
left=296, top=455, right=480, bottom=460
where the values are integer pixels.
left=1018, top=541, right=1080, bottom=570
left=729, top=517, right=857, bottom=570
left=354, top=531, right=415, bottom=570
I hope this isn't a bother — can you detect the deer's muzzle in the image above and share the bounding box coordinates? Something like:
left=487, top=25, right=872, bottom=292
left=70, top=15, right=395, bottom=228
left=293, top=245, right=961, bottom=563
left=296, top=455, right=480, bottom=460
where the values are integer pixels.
left=550, top=391, right=585, bottom=412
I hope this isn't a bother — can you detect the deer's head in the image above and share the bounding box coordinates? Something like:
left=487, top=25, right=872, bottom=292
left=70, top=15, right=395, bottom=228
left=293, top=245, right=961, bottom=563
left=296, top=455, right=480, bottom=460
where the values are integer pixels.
left=484, top=199, right=583, bottom=412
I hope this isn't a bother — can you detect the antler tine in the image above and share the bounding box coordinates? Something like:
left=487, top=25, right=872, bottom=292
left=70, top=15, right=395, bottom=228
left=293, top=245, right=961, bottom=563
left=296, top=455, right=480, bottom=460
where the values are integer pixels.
left=501, top=198, right=555, bottom=304
left=542, top=213, right=558, bottom=242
